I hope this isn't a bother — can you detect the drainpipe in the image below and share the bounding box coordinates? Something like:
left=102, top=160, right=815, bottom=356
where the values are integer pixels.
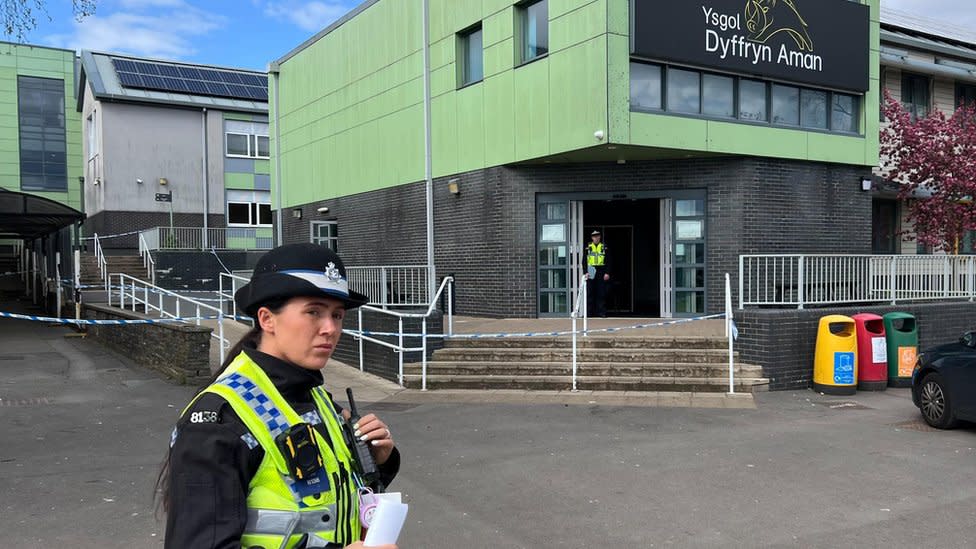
left=422, top=0, right=435, bottom=300
left=270, top=62, right=284, bottom=247
left=201, top=107, right=209, bottom=248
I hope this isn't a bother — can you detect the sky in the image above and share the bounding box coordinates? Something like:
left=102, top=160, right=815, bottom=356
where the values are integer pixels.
left=7, top=0, right=976, bottom=72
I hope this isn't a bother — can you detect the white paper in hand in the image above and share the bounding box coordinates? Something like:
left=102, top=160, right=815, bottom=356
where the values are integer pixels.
left=362, top=497, right=408, bottom=547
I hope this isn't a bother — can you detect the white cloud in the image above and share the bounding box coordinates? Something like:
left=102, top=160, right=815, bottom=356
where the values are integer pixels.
left=44, top=3, right=225, bottom=60
left=263, top=1, right=354, bottom=33
left=118, top=0, right=186, bottom=8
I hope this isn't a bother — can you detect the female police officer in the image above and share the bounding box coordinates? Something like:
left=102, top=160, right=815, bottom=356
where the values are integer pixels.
left=161, top=243, right=399, bottom=549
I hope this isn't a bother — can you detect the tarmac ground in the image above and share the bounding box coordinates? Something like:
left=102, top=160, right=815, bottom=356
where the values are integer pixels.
left=1, top=290, right=974, bottom=548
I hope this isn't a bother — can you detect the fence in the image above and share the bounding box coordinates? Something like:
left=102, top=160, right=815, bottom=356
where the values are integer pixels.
left=139, top=227, right=274, bottom=251
left=346, top=265, right=431, bottom=308
left=740, top=254, right=976, bottom=309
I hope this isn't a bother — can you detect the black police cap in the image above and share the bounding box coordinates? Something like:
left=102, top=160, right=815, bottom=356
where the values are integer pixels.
left=234, top=243, right=369, bottom=316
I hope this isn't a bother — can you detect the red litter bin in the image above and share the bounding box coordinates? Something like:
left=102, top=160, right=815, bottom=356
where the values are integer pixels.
left=852, top=313, right=887, bottom=391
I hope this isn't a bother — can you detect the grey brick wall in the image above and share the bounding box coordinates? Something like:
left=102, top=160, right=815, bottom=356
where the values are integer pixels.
left=283, top=157, right=872, bottom=317
left=84, top=303, right=213, bottom=385
left=736, top=301, right=976, bottom=390
left=85, top=211, right=226, bottom=251
left=154, top=250, right=265, bottom=291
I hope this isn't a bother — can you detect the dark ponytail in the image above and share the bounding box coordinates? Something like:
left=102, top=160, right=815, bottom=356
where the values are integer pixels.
left=155, top=297, right=288, bottom=515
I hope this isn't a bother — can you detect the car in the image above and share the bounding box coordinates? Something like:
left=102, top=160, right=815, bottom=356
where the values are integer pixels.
left=912, top=331, right=976, bottom=429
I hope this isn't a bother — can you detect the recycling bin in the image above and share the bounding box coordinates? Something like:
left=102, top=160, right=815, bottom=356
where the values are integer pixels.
left=883, top=312, right=918, bottom=388
left=852, top=313, right=887, bottom=391
left=813, top=315, right=858, bottom=395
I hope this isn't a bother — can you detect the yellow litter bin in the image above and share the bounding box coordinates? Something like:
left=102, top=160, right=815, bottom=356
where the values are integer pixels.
left=813, top=315, right=858, bottom=395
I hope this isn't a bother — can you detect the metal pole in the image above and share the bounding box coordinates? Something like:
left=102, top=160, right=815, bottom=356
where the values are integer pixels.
left=32, top=251, right=38, bottom=305
left=271, top=64, right=284, bottom=247
left=422, top=318, right=428, bottom=391
left=398, top=317, right=404, bottom=387
left=738, top=255, right=744, bottom=309
left=201, top=107, right=209, bottom=248
left=572, top=313, right=578, bottom=392
left=218, top=311, right=225, bottom=365
left=422, top=0, right=436, bottom=301
left=56, top=252, right=62, bottom=318
left=447, top=277, right=453, bottom=337
left=358, top=308, right=364, bottom=372
left=74, top=249, right=81, bottom=320
left=582, top=274, right=588, bottom=337
left=797, top=255, right=805, bottom=310
left=726, top=273, right=735, bottom=395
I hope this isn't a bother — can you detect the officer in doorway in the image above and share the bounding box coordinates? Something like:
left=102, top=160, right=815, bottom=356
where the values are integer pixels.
left=585, top=229, right=611, bottom=317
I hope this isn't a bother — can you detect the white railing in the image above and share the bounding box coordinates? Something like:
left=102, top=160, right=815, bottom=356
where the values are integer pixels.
left=219, top=272, right=253, bottom=323
left=138, top=233, right=157, bottom=285
left=93, top=233, right=109, bottom=291
left=139, top=227, right=274, bottom=251
left=347, top=276, right=454, bottom=390
left=570, top=274, right=588, bottom=392
left=109, top=273, right=227, bottom=363
left=346, top=265, right=431, bottom=308
left=739, top=254, right=976, bottom=309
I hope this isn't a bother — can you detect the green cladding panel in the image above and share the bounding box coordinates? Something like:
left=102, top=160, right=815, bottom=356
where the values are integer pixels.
left=274, top=0, right=879, bottom=207
left=0, top=43, right=83, bottom=211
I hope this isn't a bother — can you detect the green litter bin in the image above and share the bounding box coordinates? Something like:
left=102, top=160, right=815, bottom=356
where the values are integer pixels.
left=882, top=312, right=918, bottom=388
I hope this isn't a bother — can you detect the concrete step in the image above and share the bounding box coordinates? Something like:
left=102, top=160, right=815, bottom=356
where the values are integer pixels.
left=443, top=336, right=729, bottom=350
left=403, top=361, right=764, bottom=378
left=402, top=374, right=769, bottom=393
left=430, top=347, right=740, bottom=364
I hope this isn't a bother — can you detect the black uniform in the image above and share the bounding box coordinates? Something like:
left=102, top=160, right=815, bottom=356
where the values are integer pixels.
left=165, top=345, right=400, bottom=549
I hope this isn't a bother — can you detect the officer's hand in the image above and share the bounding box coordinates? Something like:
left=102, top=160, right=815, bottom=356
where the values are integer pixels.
left=603, top=274, right=610, bottom=281
left=352, top=413, right=395, bottom=465
left=345, top=543, right=397, bottom=549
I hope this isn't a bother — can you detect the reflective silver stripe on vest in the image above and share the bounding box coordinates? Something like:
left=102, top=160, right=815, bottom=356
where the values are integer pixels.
left=245, top=506, right=338, bottom=535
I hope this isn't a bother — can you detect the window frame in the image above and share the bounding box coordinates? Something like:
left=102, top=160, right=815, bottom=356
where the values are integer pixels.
left=516, top=0, right=549, bottom=66
left=901, top=72, right=931, bottom=121
left=226, top=190, right=272, bottom=227
left=18, top=75, right=67, bottom=192
left=225, top=121, right=270, bottom=159
left=457, top=23, right=484, bottom=88
left=310, top=220, right=339, bottom=251
left=957, top=82, right=976, bottom=109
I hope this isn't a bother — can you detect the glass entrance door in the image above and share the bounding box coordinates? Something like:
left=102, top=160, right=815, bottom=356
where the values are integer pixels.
left=672, top=198, right=706, bottom=315
left=538, top=200, right=571, bottom=316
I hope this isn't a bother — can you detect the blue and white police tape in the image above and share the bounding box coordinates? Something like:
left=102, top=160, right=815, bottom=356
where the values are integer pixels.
left=79, top=229, right=146, bottom=241
left=0, top=311, right=220, bottom=325
left=0, top=270, right=29, bottom=278
left=344, top=313, right=736, bottom=339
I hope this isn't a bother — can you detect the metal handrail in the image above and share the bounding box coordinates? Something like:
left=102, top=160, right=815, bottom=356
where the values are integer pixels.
left=139, top=227, right=274, bottom=251
left=93, top=233, right=108, bottom=292
left=570, top=274, right=589, bottom=392
left=110, top=273, right=227, bottom=363
left=138, top=232, right=157, bottom=285
left=349, top=276, right=454, bottom=390
left=218, top=272, right=252, bottom=323
left=346, top=265, right=431, bottom=308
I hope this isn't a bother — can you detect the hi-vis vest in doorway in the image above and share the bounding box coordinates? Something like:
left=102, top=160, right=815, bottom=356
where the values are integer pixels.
left=196, top=352, right=361, bottom=548
left=587, top=242, right=607, bottom=267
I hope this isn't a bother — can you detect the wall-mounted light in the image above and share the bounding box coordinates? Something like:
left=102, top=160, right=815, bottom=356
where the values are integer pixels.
left=292, top=208, right=302, bottom=219
left=860, top=177, right=873, bottom=192
left=447, top=178, right=460, bottom=195
left=93, top=177, right=101, bottom=186
left=317, top=206, right=330, bottom=214
left=136, top=178, right=143, bottom=184
left=159, top=177, right=169, bottom=186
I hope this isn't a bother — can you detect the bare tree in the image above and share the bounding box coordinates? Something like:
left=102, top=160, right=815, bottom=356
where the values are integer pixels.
left=1, top=0, right=97, bottom=41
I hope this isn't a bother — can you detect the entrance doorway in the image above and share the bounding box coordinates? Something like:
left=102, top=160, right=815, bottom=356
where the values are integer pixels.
left=584, top=199, right=659, bottom=316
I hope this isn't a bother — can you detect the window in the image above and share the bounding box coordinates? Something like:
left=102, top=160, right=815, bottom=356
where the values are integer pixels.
left=901, top=73, right=930, bottom=120
left=18, top=76, right=67, bottom=191
left=458, top=24, right=483, bottom=86
left=800, top=89, right=828, bottom=129
left=311, top=221, right=338, bottom=251
left=771, top=85, right=800, bottom=125
left=226, top=190, right=272, bottom=226
left=702, top=74, right=734, bottom=118
left=518, top=0, right=548, bottom=64
left=872, top=199, right=899, bottom=254
left=667, top=68, right=700, bottom=114
left=225, top=120, right=270, bottom=158
left=739, top=79, right=768, bottom=122
left=630, top=63, right=662, bottom=111
left=87, top=110, right=97, bottom=161
left=957, top=83, right=976, bottom=109
left=831, top=93, right=859, bottom=133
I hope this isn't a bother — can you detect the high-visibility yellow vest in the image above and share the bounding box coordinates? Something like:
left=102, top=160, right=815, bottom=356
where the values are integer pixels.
left=587, top=242, right=606, bottom=267
left=197, top=352, right=362, bottom=548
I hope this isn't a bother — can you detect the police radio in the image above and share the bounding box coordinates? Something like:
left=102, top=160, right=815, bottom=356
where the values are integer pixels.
left=342, top=388, right=381, bottom=488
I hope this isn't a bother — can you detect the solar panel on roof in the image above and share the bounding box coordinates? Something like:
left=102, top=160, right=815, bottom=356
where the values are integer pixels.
left=225, top=84, right=248, bottom=98
left=205, top=81, right=230, bottom=96
left=184, top=79, right=208, bottom=94
left=133, top=61, right=160, bottom=75
left=113, top=59, right=139, bottom=73
left=116, top=71, right=143, bottom=87
left=111, top=57, right=267, bottom=102
left=156, top=64, right=182, bottom=78
left=141, top=75, right=166, bottom=89
left=219, top=72, right=243, bottom=84
left=161, top=77, right=190, bottom=92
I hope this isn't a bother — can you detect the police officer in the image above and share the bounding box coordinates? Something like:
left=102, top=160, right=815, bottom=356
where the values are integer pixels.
left=585, top=229, right=611, bottom=317
left=160, top=243, right=399, bottom=549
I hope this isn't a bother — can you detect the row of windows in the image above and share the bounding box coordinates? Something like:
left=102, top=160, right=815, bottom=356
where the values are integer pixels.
left=225, top=120, right=270, bottom=159
left=457, top=0, right=547, bottom=87
left=226, top=190, right=271, bottom=226
left=630, top=63, right=862, bottom=134
left=900, top=72, right=976, bottom=121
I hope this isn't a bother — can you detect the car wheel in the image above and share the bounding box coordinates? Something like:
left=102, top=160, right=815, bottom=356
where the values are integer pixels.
left=918, top=373, right=958, bottom=429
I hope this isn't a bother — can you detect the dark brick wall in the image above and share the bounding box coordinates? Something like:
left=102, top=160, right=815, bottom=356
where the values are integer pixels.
left=736, top=301, right=976, bottom=390
left=155, top=250, right=265, bottom=290
left=83, top=303, right=213, bottom=385
left=283, top=157, right=872, bottom=317
left=333, top=309, right=444, bottom=383
left=84, top=211, right=226, bottom=251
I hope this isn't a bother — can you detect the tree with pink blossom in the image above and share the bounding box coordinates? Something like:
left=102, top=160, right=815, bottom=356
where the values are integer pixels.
left=880, top=89, right=976, bottom=254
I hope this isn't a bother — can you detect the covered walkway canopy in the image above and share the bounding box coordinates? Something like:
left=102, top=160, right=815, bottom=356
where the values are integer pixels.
left=0, top=188, right=85, bottom=240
